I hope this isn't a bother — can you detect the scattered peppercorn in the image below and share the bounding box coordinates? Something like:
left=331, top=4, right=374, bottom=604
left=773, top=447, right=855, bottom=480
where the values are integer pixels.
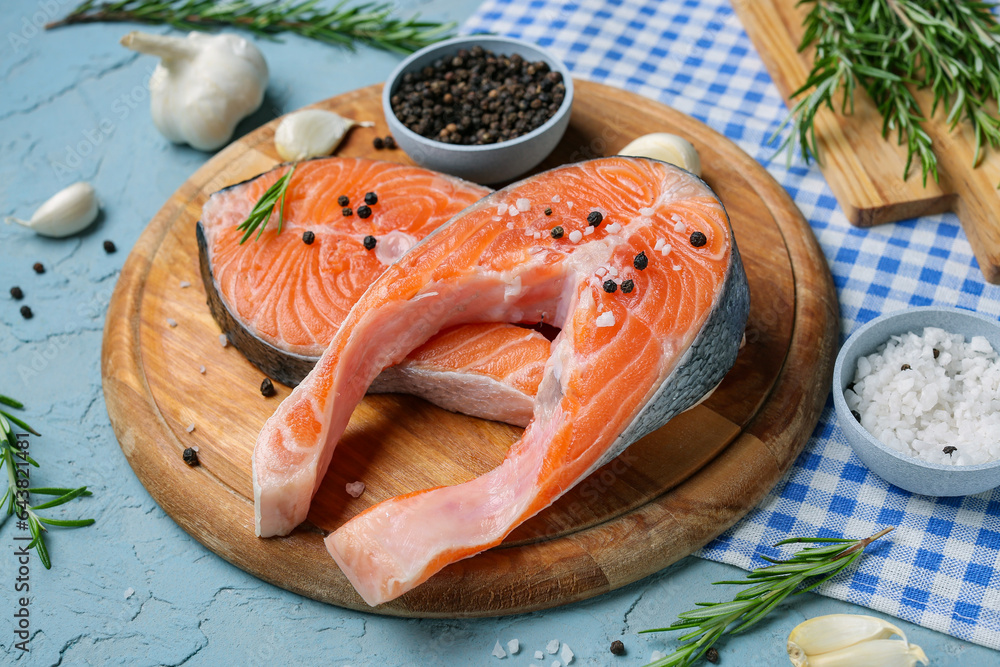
left=343, top=208, right=353, bottom=217
left=103, top=240, right=117, bottom=253
left=260, top=377, right=276, bottom=398
left=363, top=235, right=377, bottom=250
left=383, top=135, right=397, bottom=149
left=364, top=192, right=378, bottom=205
left=20, top=305, right=33, bottom=319
left=943, top=446, right=957, bottom=455
left=610, top=640, right=625, bottom=656
left=372, top=136, right=385, bottom=149
left=550, top=226, right=564, bottom=239
left=302, top=231, right=315, bottom=245
left=851, top=410, right=862, bottom=422
left=603, top=279, right=617, bottom=293
left=357, top=205, right=372, bottom=219
left=32, top=262, right=45, bottom=274
left=544, top=207, right=552, bottom=216
left=933, top=348, right=940, bottom=359
left=183, top=447, right=199, bottom=466
left=10, top=286, right=23, bottom=300
left=338, top=195, right=350, bottom=206
left=633, top=251, right=648, bottom=270
left=706, top=647, right=720, bottom=663
left=390, top=46, right=566, bottom=146
left=690, top=231, right=707, bottom=247
left=587, top=211, right=603, bottom=226
left=901, top=363, right=911, bottom=371
left=621, top=279, right=635, bottom=294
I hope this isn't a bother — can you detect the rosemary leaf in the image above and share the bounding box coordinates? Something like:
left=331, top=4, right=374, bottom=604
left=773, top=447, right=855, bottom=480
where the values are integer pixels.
left=47, top=0, right=456, bottom=54
left=640, top=527, right=893, bottom=667
left=775, top=0, right=1000, bottom=185
left=237, top=164, right=297, bottom=244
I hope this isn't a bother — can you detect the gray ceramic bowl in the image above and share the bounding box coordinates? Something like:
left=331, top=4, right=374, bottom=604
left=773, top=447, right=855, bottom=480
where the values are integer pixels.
left=833, top=306, right=1000, bottom=497
left=382, top=35, right=573, bottom=184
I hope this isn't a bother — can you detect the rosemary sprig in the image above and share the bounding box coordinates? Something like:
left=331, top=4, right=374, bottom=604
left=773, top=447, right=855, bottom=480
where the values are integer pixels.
left=47, top=0, right=456, bottom=54
left=640, top=527, right=894, bottom=667
left=775, top=0, right=1000, bottom=185
left=0, top=393, right=95, bottom=570
left=236, top=164, right=297, bottom=244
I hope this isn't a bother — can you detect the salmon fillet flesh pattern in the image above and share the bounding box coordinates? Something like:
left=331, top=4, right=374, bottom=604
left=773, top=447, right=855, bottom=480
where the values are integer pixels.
left=251, top=156, right=751, bottom=605
left=197, top=157, right=549, bottom=426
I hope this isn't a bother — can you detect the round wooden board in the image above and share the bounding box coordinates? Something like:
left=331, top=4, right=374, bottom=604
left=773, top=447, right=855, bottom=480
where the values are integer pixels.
left=101, top=80, right=838, bottom=617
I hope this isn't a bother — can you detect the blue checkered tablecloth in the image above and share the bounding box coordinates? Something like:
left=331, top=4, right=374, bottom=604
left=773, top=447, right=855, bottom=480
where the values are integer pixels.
left=464, top=0, right=1000, bottom=650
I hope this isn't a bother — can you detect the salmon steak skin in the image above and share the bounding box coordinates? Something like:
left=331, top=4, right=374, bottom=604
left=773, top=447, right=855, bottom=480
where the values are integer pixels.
left=197, top=157, right=548, bottom=425
left=251, top=156, right=751, bottom=605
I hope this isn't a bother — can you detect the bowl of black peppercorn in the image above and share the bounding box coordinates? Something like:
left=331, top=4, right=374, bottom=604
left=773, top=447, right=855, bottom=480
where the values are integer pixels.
left=382, top=35, right=574, bottom=184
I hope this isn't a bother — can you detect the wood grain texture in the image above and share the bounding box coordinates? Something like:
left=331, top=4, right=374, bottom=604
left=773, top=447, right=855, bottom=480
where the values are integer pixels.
left=733, top=0, right=1000, bottom=283
left=101, top=80, right=838, bottom=616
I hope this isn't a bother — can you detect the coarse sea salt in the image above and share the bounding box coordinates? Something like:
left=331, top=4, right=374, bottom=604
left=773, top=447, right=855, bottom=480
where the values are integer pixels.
left=345, top=481, right=365, bottom=498
left=508, top=205, right=520, bottom=216
left=639, top=207, right=655, bottom=217
left=560, top=644, right=574, bottom=664
left=535, top=650, right=545, bottom=660
left=179, top=281, right=191, bottom=288
left=492, top=640, right=506, bottom=659
left=673, top=221, right=686, bottom=233
left=583, top=226, right=594, bottom=236
left=166, top=318, right=178, bottom=328
left=199, top=365, right=206, bottom=374
left=186, top=423, right=195, bottom=433
left=219, top=334, right=229, bottom=347
left=516, top=198, right=531, bottom=211
left=595, top=311, right=616, bottom=328
left=507, top=639, right=520, bottom=655
left=845, top=326, right=1000, bottom=466
left=547, top=640, right=560, bottom=654
left=606, top=222, right=622, bottom=234
left=568, top=230, right=583, bottom=243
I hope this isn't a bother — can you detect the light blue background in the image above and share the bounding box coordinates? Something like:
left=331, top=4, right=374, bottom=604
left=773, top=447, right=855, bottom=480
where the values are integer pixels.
left=0, top=0, right=997, bottom=664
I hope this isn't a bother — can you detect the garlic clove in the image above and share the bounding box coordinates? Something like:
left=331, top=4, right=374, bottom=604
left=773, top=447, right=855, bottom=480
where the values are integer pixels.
left=274, top=109, right=360, bottom=161
left=788, top=614, right=908, bottom=658
left=6, top=182, right=99, bottom=238
left=791, top=639, right=929, bottom=667
left=618, top=132, right=702, bottom=176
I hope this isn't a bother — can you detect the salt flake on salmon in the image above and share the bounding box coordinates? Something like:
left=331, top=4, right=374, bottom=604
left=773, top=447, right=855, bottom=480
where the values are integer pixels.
left=252, top=157, right=749, bottom=606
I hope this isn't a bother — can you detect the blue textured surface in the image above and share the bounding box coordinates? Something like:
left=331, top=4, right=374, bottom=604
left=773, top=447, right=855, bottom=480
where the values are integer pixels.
left=0, top=0, right=998, bottom=665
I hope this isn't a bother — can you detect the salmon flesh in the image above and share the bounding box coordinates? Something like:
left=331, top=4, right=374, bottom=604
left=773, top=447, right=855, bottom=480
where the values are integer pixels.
left=252, top=156, right=750, bottom=605
left=197, top=157, right=547, bottom=425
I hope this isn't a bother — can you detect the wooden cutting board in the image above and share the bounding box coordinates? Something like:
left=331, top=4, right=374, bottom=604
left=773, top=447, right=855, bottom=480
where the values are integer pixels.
left=101, top=80, right=838, bottom=617
left=733, top=0, right=1000, bottom=283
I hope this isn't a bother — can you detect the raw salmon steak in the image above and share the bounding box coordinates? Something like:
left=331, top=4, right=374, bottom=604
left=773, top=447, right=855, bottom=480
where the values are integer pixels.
left=197, top=157, right=546, bottom=424
left=252, top=157, right=750, bottom=605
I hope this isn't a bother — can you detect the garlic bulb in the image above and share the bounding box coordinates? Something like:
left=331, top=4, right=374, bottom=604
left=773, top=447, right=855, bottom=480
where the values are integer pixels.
left=121, top=31, right=268, bottom=151
left=274, top=110, right=365, bottom=161
left=6, top=182, right=99, bottom=238
left=618, top=133, right=702, bottom=176
left=788, top=614, right=929, bottom=667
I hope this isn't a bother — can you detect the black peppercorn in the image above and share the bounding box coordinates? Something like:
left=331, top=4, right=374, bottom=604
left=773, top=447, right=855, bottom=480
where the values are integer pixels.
left=610, top=640, right=625, bottom=656
left=706, top=647, right=719, bottom=663
left=933, top=348, right=940, bottom=359
left=633, top=251, right=648, bottom=270
left=342, top=207, right=353, bottom=217
left=364, top=192, right=378, bottom=206
left=260, top=377, right=276, bottom=398
left=901, top=363, right=911, bottom=371
left=357, top=205, right=372, bottom=219
left=373, top=137, right=385, bottom=149
left=20, top=305, right=33, bottom=319
left=103, top=240, right=117, bottom=253
left=851, top=410, right=862, bottom=422
left=183, top=448, right=199, bottom=466
left=302, top=231, right=315, bottom=245
left=338, top=195, right=350, bottom=206
left=690, top=231, right=707, bottom=247
left=603, top=279, right=617, bottom=293
left=383, top=135, right=397, bottom=149
left=544, top=207, right=552, bottom=216
left=587, top=211, right=603, bottom=226
left=621, top=279, right=635, bottom=294
left=943, top=446, right=957, bottom=455
left=363, top=235, right=377, bottom=250
left=550, top=226, right=564, bottom=239
left=10, top=286, right=23, bottom=300
left=32, top=262, right=44, bottom=274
